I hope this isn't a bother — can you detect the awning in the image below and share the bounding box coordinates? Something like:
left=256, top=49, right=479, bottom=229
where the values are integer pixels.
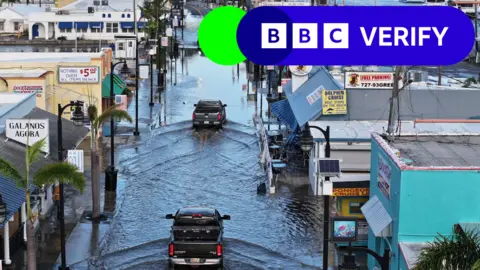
left=271, top=99, right=298, bottom=131
left=58, top=22, right=73, bottom=29
left=399, top=242, right=430, bottom=269
left=137, top=21, right=147, bottom=28
left=90, top=22, right=104, bottom=28
left=283, top=66, right=343, bottom=127
left=102, top=74, right=128, bottom=97
left=0, top=176, right=36, bottom=230
left=74, top=22, right=89, bottom=29
left=120, top=22, right=134, bottom=29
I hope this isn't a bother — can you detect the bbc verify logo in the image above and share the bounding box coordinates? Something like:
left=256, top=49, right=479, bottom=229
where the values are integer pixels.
left=261, top=23, right=448, bottom=49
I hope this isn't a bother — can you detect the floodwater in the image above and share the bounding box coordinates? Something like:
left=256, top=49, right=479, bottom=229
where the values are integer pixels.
left=67, top=8, right=325, bottom=270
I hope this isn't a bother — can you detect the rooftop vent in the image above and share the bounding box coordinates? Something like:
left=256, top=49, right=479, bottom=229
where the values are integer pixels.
left=93, top=0, right=100, bottom=5
left=101, top=0, right=108, bottom=5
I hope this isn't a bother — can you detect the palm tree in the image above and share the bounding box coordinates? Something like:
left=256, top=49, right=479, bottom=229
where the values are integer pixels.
left=415, top=228, right=480, bottom=270
left=86, top=100, right=132, bottom=219
left=0, top=137, right=86, bottom=270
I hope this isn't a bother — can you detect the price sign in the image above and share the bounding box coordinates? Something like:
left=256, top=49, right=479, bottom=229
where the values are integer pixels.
left=58, top=67, right=100, bottom=83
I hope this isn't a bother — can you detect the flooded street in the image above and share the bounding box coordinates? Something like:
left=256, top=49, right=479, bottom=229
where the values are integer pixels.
left=65, top=9, right=325, bottom=270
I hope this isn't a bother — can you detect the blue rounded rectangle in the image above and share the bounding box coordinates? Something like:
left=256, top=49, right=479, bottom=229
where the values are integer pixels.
left=236, top=6, right=475, bottom=65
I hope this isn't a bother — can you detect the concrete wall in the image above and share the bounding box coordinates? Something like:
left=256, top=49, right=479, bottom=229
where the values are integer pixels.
left=367, top=138, right=402, bottom=270
left=316, top=88, right=480, bottom=121
left=0, top=93, right=36, bottom=127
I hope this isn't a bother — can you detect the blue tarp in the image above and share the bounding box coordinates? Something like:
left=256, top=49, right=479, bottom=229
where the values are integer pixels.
left=0, top=176, right=35, bottom=229
left=58, top=22, right=73, bottom=29
left=74, top=22, right=89, bottom=29
left=283, top=66, right=343, bottom=127
left=90, top=22, right=104, bottom=28
left=137, top=21, right=147, bottom=28
left=120, top=22, right=134, bottom=29
left=271, top=99, right=298, bottom=131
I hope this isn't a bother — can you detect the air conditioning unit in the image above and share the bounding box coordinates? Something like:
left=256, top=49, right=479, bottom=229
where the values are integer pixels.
left=93, top=0, right=100, bottom=5
left=408, top=71, right=428, bottom=82
left=88, top=7, right=94, bottom=13
left=101, top=0, right=108, bottom=5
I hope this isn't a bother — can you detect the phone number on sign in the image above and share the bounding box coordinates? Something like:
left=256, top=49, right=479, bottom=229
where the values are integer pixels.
left=360, top=83, right=393, bottom=88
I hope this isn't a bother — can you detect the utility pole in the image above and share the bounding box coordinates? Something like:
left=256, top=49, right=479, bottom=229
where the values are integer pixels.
left=438, top=66, right=442, bottom=86
left=387, top=66, right=404, bottom=136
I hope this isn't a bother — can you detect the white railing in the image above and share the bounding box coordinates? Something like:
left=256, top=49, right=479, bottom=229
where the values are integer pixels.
left=254, top=114, right=275, bottom=194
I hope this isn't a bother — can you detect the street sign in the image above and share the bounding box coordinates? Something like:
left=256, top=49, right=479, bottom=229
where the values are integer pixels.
left=267, top=65, right=274, bottom=70
left=161, top=37, right=168, bottom=47
left=166, top=28, right=173, bottom=37
left=139, top=64, right=149, bottom=79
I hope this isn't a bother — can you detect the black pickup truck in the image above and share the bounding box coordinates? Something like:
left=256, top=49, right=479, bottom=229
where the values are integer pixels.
left=166, top=207, right=230, bottom=269
left=192, top=99, right=227, bottom=129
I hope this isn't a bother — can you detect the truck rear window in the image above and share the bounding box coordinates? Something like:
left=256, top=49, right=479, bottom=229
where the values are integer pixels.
left=174, top=217, right=218, bottom=226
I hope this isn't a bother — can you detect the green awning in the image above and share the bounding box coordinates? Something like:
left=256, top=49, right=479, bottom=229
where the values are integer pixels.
left=102, top=74, right=128, bottom=98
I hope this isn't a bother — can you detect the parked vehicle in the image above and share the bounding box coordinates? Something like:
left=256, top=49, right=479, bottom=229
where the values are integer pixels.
left=166, top=207, right=230, bottom=269
left=192, top=99, right=227, bottom=129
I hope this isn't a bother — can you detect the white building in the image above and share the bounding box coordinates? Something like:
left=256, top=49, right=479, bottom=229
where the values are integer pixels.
left=27, top=8, right=146, bottom=40
left=0, top=4, right=47, bottom=34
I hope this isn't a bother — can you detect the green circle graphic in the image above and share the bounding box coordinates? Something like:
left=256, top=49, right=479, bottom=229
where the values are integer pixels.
left=198, top=6, right=246, bottom=66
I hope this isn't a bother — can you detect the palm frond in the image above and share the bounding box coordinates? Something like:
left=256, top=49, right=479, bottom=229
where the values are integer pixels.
left=415, top=228, right=480, bottom=270
left=0, top=158, right=24, bottom=187
left=33, top=162, right=86, bottom=193
left=26, top=137, right=46, bottom=167
left=93, top=105, right=133, bottom=130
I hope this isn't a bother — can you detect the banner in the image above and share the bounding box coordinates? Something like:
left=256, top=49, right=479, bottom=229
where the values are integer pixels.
left=377, top=154, right=392, bottom=200
left=345, top=72, right=394, bottom=89
left=58, top=67, right=100, bottom=83
left=322, top=90, right=347, bottom=115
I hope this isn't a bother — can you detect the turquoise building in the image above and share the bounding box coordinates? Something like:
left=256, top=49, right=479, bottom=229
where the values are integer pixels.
left=366, top=132, right=480, bottom=269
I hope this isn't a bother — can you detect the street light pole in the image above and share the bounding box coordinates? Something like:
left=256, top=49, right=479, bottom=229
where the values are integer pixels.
left=300, top=124, right=331, bottom=270
left=149, top=54, right=154, bottom=106
left=105, top=61, right=126, bottom=192
left=57, top=101, right=85, bottom=270
left=133, top=0, right=140, bottom=136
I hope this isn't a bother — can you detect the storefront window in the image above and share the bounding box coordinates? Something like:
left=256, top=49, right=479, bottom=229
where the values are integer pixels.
left=349, top=202, right=365, bottom=214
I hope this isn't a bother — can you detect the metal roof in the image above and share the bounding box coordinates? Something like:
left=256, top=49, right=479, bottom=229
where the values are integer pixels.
left=308, top=120, right=480, bottom=142
left=0, top=176, right=36, bottom=230
left=22, top=108, right=89, bottom=161
left=283, top=66, right=342, bottom=127
left=0, top=68, right=48, bottom=78
left=399, top=242, right=430, bottom=270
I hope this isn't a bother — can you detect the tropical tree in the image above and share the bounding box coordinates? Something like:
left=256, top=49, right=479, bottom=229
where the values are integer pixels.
left=86, top=95, right=132, bottom=219
left=140, top=0, right=169, bottom=39
left=0, top=136, right=86, bottom=270
left=414, top=228, right=480, bottom=270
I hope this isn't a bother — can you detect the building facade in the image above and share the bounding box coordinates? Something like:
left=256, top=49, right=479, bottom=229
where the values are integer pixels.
left=367, top=131, right=480, bottom=269
left=0, top=49, right=128, bottom=123
left=0, top=8, right=26, bottom=34
left=27, top=9, right=146, bottom=40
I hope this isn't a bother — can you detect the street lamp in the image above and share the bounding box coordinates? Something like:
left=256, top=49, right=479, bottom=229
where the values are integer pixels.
left=299, top=124, right=331, bottom=270
left=57, top=100, right=85, bottom=270
left=0, top=193, right=7, bottom=224
left=105, top=61, right=127, bottom=192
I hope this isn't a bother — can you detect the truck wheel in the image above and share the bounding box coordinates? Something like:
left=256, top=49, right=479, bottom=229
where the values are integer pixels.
left=192, top=124, right=197, bottom=129
left=168, top=261, right=176, bottom=270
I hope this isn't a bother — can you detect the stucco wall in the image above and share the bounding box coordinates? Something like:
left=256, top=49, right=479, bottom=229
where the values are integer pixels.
left=399, top=170, right=480, bottom=242
left=368, top=138, right=402, bottom=270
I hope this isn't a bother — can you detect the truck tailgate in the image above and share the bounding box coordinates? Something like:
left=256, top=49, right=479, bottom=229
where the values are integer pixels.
left=173, top=226, right=220, bottom=241
left=172, top=241, right=220, bottom=258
